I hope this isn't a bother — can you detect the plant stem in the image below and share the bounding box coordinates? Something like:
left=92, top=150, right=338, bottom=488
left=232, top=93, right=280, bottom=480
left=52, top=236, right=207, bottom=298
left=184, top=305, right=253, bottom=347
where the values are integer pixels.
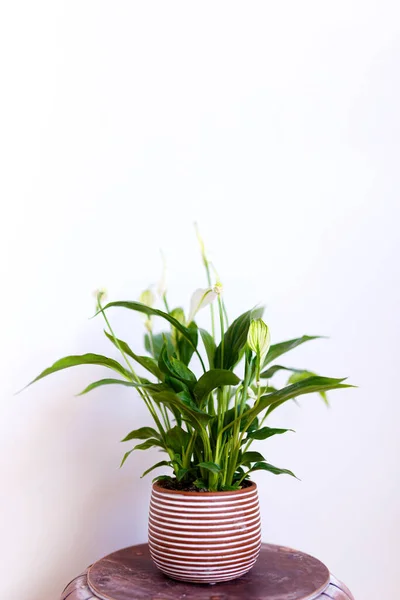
left=195, top=222, right=216, bottom=340
left=205, top=263, right=216, bottom=340
left=98, top=299, right=166, bottom=438
left=147, top=329, right=155, bottom=356
left=217, top=295, right=225, bottom=365
left=162, top=293, right=171, bottom=314
left=222, top=299, right=229, bottom=329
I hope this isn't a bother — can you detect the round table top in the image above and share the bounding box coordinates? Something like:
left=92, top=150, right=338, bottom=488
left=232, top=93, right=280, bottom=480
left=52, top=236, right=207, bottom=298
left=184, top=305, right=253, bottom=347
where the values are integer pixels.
left=85, top=543, right=332, bottom=600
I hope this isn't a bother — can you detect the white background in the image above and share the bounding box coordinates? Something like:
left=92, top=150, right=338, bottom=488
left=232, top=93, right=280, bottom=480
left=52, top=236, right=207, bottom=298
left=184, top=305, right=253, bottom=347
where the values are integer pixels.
left=1, top=2, right=399, bottom=599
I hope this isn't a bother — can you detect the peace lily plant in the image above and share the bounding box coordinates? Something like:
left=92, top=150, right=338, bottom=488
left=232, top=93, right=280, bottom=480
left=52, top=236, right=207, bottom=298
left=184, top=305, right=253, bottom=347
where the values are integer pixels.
left=25, top=234, right=352, bottom=493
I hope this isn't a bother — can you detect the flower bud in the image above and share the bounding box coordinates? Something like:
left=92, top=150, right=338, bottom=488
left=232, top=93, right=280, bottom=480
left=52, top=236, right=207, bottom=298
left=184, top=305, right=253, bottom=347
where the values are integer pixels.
left=139, top=289, right=155, bottom=332
left=247, top=318, right=271, bottom=363
left=170, top=307, right=185, bottom=346
left=139, top=289, right=155, bottom=308
left=170, top=307, right=185, bottom=325
left=93, top=288, right=108, bottom=309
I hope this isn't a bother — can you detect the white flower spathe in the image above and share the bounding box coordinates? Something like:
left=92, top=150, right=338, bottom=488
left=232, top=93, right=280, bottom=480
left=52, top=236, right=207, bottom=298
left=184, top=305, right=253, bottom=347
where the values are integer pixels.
left=188, top=287, right=219, bottom=324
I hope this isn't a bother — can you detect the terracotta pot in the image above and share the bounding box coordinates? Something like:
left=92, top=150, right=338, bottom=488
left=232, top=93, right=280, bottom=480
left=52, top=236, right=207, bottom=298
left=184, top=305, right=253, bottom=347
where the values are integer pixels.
left=148, top=481, right=261, bottom=583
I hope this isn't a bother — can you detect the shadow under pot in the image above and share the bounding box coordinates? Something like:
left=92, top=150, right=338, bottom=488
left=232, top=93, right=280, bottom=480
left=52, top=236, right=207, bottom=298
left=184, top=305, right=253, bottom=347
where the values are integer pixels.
left=148, top=480, right=261, bottom=584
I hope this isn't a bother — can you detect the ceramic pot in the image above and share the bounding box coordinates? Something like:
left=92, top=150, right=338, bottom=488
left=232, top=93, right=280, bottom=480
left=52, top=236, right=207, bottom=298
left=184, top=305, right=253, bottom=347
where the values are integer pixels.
left=148, top=481, right=261, bottom=583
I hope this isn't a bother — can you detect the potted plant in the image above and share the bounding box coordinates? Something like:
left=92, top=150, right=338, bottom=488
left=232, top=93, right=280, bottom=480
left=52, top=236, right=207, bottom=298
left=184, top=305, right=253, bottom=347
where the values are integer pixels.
left=24, top=233, right=352, bottom=584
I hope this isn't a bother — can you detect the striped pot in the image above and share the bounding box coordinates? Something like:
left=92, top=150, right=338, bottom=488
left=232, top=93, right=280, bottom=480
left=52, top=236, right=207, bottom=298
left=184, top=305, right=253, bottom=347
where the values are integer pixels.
left=148, top=481, right=261, bottom=584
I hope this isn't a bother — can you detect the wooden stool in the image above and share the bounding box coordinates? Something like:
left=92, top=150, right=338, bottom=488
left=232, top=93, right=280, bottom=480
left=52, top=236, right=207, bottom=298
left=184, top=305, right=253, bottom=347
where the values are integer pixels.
left=61, top=543, right=354, bottom=600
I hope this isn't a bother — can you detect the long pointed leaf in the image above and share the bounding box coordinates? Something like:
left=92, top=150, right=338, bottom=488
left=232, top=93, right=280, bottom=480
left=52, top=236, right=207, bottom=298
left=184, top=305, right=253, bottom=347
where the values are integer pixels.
left=178, top=322, right=198, bottom=366
left=246, top=427, right=294, bottom=441
left=152, top=390, right=212, bottom=430
left=77, top=378, right=141, bottom=395
left=77, top=378, right=167, bottom=396
left=164, top=426, right=192, bottom=454
left=248, top=376, right=353, bottom=420
left=25, top=353, right=132, bottom=389
left=287, top=370, right=329, bottom=406
left=194, top=369, right=240, bottom=404
left=251, top=461, right=298, bottom=478
left=214, top=307, right=264, bottom=370
left=145, top=332, right=174, bottom=360
left=121, top=427, right=160, bottom=442
left=260, top=365, right=301, bottom=379
left=99, top=301, right=205, bottom=370
left=133, top=438, right=165, bottom=450
left=263, top=336, right=323, bottom=367
left=197, top=461, right=221, bottom=474
left=141, top=461, right=171, bottom=478
left=120, top=441, right=165, bottom=467
left=104, top=331, right=163, bottom=380
left=158, top=343, right=197, bottom=388
left=241, top=451, right=266, bottom=465
left=199, top=328, right=216, bottom=369
left=120, top=449, right=134, bottom=467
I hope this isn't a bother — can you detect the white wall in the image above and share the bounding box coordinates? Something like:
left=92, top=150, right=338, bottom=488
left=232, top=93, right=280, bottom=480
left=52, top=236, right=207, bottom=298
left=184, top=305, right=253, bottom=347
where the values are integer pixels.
left=1, top=2, right=399, bottom=599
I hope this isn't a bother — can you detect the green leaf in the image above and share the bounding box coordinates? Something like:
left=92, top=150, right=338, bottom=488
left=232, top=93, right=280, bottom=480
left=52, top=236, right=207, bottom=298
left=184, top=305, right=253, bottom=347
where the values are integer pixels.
left=120, top=437, right=166, bottom=466
left=25, top=353, right=132, bottom=389
left=287, top=370, right=329, bottom=406
left=246, top=427, right=294, bottom=440
left=120, top=449, right=134, bottom=467
left=145, top=332, right=174, bottom=360
left=176, top=468, right=189, bottom=482
left=251, top=461, right=298, bottom=478
left=121, top=427, right=160, bottom=442
left=260, top=365, right=301, bottom=379
left=200, top=329, right=216, bottom=369
left=197, top=461, right=222, bottom=474
left=263, top=336, right=323, bottom=367
left=171, top=453, right=183, bottom=468
left=104, top=331, right=164, bottom=380
left=240, top=451, right=266, bottom=465
left=170, top=307, right=186, bottom=345
left=141, top=461, right=171, bottom=478
left=248, top=376, right=353, bottom=419
left=158, top=343, right=197, bottom=387
left=214, top=307, right=264, bottom=370
left=163, top=375, right=188, bottom=393
left=169, top=356, right=196, bottom=383
left=152, top=390, right=213, bottom=430
left=232, top=467, right=245, bottom=482
left=178, top=322, right=198, bottom=366
left=259, top=385, right=278, bottom=394
left=193, top=479, right=207, bottom=489
left=76, top=378, right=163, bottom=396
left=176, top=391, right=213, bottom=419
left=100, top=301, right=204, bottom=369
left=193, top=369, right=240, bottom=405
left=133, top=438, right=165, bottom=450
left=165, top=426, right=192, bottom=454
left=246, top=415, right=259, bottom=433
left=217, top=404, right=253, bottom=435
left=150, top=381, right=186, bottom=427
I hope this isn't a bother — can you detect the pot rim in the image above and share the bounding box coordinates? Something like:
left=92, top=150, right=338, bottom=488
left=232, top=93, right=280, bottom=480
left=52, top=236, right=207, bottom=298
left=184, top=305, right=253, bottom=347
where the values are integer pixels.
left=152, top=480, right=257, bottom=497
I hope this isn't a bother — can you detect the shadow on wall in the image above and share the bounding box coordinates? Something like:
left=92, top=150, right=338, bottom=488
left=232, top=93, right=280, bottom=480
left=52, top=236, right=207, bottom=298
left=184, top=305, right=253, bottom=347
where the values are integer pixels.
left=14, top=373, right=151, bottom=600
